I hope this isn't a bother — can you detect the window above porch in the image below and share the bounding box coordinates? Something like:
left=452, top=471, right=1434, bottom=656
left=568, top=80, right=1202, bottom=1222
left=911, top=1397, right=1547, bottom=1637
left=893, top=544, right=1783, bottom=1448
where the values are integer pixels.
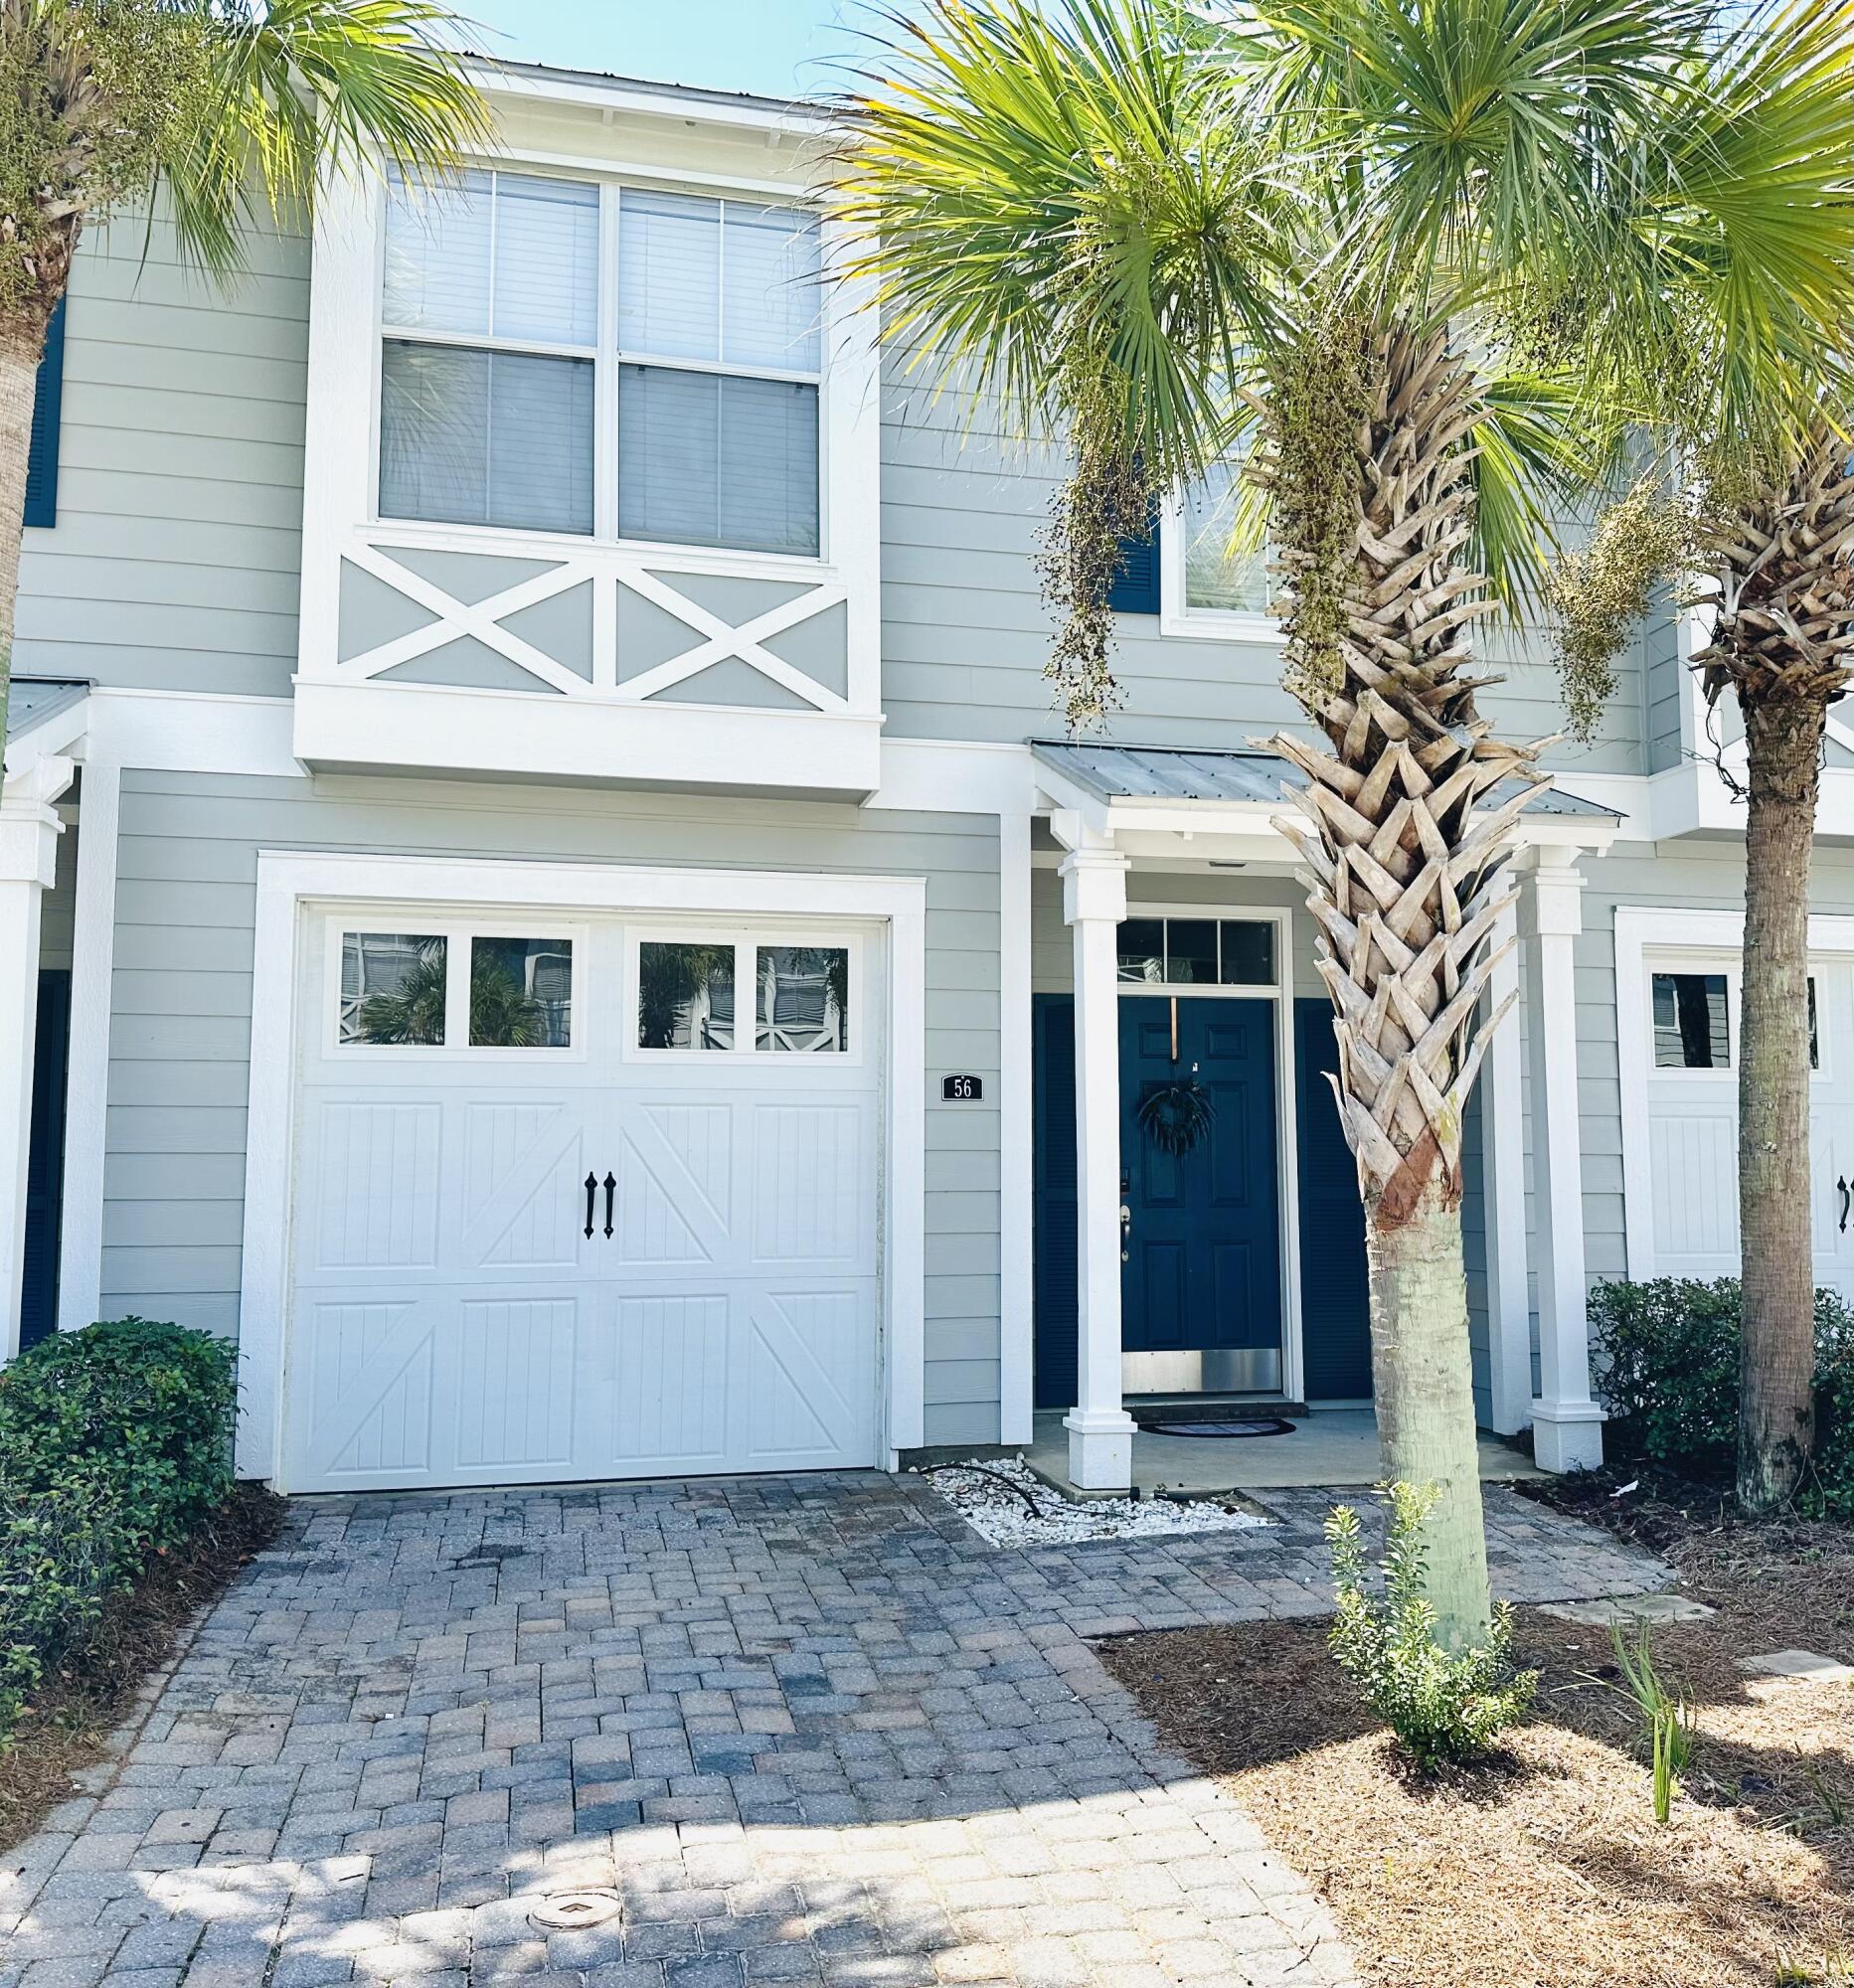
left=293, top=77, right=882, bottom=798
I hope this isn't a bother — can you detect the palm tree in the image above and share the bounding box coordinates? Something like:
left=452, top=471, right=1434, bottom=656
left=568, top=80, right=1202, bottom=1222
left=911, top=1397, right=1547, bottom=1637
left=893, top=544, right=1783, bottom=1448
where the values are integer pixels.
left=836, top=0, right=1767, bottom=1645
left=0, top=0, right=488, bottom=762
left=1546, top=2, right=1854, bottom=1513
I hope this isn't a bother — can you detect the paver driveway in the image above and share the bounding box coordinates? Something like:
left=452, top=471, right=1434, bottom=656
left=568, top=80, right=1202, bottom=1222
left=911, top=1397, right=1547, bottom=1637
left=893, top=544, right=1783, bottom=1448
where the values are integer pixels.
left=0, top=1472, right=1665, bottom=1988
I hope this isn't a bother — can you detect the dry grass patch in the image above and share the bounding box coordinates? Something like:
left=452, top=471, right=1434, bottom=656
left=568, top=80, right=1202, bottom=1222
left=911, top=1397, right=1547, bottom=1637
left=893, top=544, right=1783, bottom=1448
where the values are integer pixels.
left=0, top=1482, right=283, bottom=1855
left=1099, top=1496, right=1854, bottom=1987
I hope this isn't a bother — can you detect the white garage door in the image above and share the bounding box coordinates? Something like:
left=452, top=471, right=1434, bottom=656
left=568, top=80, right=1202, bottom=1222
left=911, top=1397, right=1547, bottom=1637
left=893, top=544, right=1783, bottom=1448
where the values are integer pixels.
left=279, top=911, right=882, bottom=1492
left=1644, top=952, right=1854, bottom=1295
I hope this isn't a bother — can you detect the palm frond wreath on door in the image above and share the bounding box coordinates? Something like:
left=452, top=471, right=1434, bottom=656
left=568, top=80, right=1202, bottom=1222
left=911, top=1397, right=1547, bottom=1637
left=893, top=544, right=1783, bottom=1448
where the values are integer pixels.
left=1137, top=1075, right=1217, bottom=1157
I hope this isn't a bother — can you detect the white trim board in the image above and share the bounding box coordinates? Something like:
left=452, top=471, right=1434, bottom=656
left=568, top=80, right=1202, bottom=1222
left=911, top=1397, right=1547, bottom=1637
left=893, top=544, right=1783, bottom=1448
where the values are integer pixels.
left=235, top=850, right=927, bottom=1481
left=1614, top=905, right=1854, bottom=1283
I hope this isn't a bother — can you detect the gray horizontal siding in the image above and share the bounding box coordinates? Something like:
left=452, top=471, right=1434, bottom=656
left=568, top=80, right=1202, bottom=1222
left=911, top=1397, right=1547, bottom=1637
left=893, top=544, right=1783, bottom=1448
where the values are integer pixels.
left=879, top=375, right=1657, bottom=775
left=1643, top=593, right=1686, bottom=773
left=16, top=206, right=307, bottom=700
left=100, top=769, right=1004, bottom=1444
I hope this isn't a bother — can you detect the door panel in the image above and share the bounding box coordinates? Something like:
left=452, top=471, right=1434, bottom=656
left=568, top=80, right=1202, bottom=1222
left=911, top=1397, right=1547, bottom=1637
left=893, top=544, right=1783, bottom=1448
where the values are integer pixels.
left=283, top=913, right=881, bottom=1492
left=1118, top=995, right=1282, bottom=1379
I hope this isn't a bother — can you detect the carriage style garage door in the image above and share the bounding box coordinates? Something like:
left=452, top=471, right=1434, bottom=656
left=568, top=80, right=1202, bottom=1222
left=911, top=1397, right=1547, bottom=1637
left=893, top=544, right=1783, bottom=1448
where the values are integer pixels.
left=1643, top=950, right=1854, bottom=1296
left=279, top=910, right=882, bottom=1493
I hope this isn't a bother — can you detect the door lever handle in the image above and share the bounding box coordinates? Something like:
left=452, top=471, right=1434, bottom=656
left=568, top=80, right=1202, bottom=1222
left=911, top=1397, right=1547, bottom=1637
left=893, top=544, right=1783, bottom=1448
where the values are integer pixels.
left=602, top=1171, right=617, bottom=1240
left=1839, top=1176, right=1849, bottom=1235
left=583, top=1172, right=597, bottom=1241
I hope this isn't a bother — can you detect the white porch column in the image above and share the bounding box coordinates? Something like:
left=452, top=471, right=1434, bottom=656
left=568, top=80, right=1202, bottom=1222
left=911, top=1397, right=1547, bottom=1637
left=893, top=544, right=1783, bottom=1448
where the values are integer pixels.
left=1520, top=848, right=1605, bottom=1471
left=1060, top=847, right=1137, bottom=1490
left=1480, top=898, right=1533, bottom=1433
left=0, top=756, right=71, bottom=1362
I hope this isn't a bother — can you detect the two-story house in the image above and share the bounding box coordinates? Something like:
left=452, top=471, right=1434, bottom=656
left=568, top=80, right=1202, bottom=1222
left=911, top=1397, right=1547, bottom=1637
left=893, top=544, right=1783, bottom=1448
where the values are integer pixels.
left=4, top=58, right=1851, bottom=1496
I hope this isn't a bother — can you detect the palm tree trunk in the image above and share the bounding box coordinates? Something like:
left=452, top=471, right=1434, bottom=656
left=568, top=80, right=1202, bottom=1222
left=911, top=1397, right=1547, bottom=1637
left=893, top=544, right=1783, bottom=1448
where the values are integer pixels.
left=1693, top=429, right=1854, bottom=1512
left=1267, top=319, right=1547, bottom=1652
left=1736, top=690, right=1824, bottom=1510
left=1367, top=1179, right=1491, bottom=1635
left=0, top=308, right=50, bottom=764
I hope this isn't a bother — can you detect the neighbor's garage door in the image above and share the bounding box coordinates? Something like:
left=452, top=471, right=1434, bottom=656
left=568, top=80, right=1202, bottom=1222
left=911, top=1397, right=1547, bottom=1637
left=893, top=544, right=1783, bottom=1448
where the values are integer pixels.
left=1644, top=952, right=1853, bottom=1294
left=279, top=911, right=881, bottom=1492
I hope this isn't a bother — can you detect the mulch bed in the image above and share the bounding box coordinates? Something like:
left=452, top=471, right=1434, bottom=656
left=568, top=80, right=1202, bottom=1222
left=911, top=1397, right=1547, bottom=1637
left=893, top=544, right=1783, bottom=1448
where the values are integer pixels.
left=1098, top=1472, right=1854, bottom=1988
left=0, top=1481, right=284, bottom=1855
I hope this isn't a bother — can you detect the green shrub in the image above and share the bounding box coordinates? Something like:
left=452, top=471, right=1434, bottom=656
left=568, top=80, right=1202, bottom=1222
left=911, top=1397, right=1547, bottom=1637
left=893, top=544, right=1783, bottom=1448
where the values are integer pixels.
left=1326, top=1482, right=1538, bottom=1768
left=1589, top=1277, right=1854, bottom=1512
left=0, top=1316, right=236, bottom=1552
left=0, top=1318, right=238, bottom=1743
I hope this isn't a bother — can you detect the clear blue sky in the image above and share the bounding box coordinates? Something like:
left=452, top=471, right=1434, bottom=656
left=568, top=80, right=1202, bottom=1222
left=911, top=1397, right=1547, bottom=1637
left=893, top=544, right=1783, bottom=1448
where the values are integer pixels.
left=458, top=1, right=882, bottom=101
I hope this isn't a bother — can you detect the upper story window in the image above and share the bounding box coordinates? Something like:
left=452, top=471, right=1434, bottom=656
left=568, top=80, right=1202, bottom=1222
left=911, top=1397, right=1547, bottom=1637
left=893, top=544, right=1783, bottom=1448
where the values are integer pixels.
left=379, top=169, right=823, bottom=557
left=1180, top=463, right=1268, bottom=617
left=1110, top=458, right=1273, bottom=631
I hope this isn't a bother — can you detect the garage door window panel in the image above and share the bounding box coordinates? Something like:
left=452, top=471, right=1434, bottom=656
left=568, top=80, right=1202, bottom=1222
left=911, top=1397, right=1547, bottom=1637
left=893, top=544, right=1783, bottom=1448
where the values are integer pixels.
left=638, top=940, right=737, bottom=1050
left=1652, top=971, right=1731, bottom=1070
left=470, top=936, right=574, bottom=1048
left=757, top=946, right=848, bottom=1053
left=341, top=932, right=449, bottom=1046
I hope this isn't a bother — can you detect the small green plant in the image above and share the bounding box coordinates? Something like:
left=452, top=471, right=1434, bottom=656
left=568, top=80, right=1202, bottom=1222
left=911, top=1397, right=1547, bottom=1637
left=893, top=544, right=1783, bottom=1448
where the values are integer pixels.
left=1802, top=1754, right=1850, bottom=1829
left=1774, top=1952, right=1854, bottom=1986
left=1325, top=1483, right=1538, bottom=1768
left=1606, top=1618, right=1695, bottom=1825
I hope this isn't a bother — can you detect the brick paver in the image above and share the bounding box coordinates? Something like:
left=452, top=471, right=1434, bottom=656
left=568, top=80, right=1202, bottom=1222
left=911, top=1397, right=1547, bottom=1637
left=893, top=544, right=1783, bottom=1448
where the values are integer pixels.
left=0, top=1473, right=1666, bottom=1986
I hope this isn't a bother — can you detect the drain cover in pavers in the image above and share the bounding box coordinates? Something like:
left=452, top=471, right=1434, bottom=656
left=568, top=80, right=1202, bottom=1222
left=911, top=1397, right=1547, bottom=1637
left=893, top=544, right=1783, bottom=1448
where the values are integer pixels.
left=1738, top=1649, right=1854, bottom=1683
left=527, top=1890, right=624, bottom=1930
left=1539, top=1593, right=1716, bottom=1626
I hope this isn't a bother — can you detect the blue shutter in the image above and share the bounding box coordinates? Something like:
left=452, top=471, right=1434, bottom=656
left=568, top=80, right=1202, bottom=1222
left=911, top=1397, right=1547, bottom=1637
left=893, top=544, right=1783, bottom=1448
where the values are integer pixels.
left=24, top=297, right=65, bottom=531
left=1032, top=994, right=1080, bottom=1410
left=21, top=969, right=72, bottom=1351
left=1106, top=510, right=1160, bottom=614
left=1293, top=997, right=1372, bottom=1400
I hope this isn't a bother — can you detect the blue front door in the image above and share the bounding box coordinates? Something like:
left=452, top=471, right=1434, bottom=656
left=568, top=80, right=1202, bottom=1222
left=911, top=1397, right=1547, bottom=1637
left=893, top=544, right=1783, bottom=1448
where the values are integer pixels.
left=1118, top=996, right=1282, bottom=1388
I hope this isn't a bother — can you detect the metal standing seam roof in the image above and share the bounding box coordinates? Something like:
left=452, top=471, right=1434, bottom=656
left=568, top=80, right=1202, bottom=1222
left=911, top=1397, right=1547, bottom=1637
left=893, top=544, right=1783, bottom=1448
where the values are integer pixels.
left=8, top=677, right=89, bottom=739
left=1029, top=739, right=1619, bottom=818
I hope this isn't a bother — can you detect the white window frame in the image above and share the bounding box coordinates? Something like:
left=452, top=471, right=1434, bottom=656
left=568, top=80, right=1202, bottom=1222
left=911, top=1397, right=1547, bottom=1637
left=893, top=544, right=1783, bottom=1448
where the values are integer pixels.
left=624, top=923, right=867, bottom=1067
left=1158, top=490, right=1282, bottom=645
left=370, top=162, right=830, bottom=568
left=1642, top=951, right=1835, bottom=1086
left=323, top=911, right=592, bottom=1063
left=1110, top=910, right=1283, bottom=995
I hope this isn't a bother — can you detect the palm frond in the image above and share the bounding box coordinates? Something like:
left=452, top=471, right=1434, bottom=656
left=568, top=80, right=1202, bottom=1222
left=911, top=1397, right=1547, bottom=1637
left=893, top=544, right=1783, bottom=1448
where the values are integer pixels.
left=832, top=0, right=1288, bottom=486
left=160, top=0, right=491, bottom=279
left=1468, top=370, right=1604, bottom=611
left=1577, top=0, right=1854, bottom=450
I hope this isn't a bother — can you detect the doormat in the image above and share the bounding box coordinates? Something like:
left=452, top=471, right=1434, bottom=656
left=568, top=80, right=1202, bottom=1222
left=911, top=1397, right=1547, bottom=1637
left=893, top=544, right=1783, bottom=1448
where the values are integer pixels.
left=1144, top=1416, right=1296, bottom=1439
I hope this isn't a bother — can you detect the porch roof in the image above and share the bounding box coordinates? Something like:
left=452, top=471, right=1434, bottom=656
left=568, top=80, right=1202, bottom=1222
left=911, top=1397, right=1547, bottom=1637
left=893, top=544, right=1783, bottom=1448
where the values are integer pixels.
left=1030, top=739, right=1618, bottom=818
left=9, top=677, right=88, bottom=739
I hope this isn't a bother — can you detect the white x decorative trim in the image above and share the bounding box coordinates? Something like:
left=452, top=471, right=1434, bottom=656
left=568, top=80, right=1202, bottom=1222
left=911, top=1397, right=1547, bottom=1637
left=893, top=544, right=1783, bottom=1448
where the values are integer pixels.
left=326, top=537, right=854, bottom=715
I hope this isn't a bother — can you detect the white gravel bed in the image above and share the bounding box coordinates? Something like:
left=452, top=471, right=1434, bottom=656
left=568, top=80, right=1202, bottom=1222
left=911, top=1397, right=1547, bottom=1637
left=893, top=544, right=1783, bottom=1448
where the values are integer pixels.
left=913, top=1453, right=1272, bottom=1548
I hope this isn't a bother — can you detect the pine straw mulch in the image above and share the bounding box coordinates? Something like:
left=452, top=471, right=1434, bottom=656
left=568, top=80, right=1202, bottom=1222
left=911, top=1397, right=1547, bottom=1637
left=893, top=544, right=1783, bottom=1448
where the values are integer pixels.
left=0, top=1481, right=284, bottom=1855
left=1097, top=1473, right=1854, bottom=1988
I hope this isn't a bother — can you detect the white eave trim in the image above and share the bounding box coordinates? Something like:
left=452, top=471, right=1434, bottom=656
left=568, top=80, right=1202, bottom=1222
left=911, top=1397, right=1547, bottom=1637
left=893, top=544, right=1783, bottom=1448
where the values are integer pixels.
left=465, top=62, right=827, bottom=140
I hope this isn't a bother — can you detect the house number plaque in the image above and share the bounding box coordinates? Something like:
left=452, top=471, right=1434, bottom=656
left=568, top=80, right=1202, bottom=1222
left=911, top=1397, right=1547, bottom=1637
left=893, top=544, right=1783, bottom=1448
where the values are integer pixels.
left=940, top=1075, right=983, bottom=1101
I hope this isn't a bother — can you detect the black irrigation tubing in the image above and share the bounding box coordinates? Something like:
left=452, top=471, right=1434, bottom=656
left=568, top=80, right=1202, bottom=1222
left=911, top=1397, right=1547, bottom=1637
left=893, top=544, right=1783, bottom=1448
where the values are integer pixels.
left=918, top=1461, right=1045, bottom=1519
